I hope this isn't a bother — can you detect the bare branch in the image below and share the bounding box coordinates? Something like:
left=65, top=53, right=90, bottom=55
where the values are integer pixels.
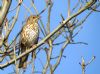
left=4, top=3, right=21, bottom=42
left=52, top=39, right=69, bottom=72
left=0, top=0, right=97, bottom=69
left=46, top=0, right=53, bottom=34
left=0, top=0, right=12, bottom=27
left=79, top=56, right=95, bottom=74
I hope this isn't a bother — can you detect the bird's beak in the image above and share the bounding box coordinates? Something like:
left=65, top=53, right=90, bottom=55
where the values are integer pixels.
left=37, top=15, right=40, bottom=19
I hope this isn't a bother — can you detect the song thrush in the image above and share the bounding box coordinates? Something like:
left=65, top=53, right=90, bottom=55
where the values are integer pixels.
left=19, top=15, right=39, bottom=68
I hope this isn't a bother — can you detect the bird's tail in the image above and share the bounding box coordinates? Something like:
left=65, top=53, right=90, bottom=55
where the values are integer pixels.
left=19, top=44, right=29, bottom=69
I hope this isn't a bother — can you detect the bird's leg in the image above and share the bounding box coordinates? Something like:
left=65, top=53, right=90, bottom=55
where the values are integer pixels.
left=31, top=45, right=37, bottom=72
left=31, top=45, right=37, bottom=59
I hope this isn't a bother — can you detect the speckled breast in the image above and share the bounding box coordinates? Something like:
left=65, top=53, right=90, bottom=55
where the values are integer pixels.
left=21, top=23, right=39, bottom=47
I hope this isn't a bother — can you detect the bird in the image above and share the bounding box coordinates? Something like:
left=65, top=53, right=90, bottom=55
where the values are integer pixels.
left=19, top=15, right=39, bottom=68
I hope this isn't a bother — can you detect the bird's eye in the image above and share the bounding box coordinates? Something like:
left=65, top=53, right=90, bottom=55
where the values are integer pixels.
left=33, top=16, right=35, bottom=18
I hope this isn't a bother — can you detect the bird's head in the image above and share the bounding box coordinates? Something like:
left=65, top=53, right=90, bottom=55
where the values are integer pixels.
left=27, top=15, right=40, bottom=23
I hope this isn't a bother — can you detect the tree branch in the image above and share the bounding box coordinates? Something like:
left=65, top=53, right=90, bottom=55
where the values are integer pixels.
left=0, top=0, right=12, bottom=27
left=0, top=0, right=97, bottom=69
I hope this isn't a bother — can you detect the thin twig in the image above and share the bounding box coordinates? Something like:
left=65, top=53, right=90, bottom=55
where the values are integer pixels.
left=0, top=0, right=12, bottom=27
left=4, top=4, right=21, bottom=43
left=30, top=0, right=47, bottom=36
left=22, top=2, right=33, bottom=15
left=79, top=56, right=95, bottom=74
left=52, top=38, right=70, bottom=72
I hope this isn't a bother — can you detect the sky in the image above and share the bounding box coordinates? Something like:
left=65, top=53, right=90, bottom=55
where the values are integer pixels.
left=0, top=0, right=100, bottom=74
